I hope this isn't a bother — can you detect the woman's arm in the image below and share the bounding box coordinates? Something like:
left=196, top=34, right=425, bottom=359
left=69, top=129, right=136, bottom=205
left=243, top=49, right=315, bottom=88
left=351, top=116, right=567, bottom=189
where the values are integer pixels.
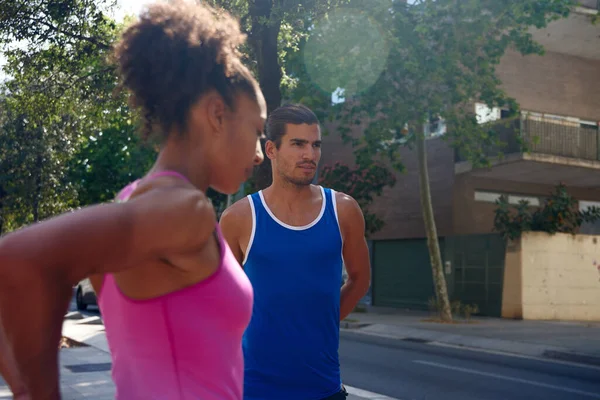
left=0, top=185, right=215, bottom=399
left=0, top=322, right=28, bottom=398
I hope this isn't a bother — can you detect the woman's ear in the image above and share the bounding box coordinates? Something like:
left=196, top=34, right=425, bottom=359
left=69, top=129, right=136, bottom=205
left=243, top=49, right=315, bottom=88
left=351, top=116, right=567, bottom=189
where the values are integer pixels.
left=199, top=93, right=227, bottom=136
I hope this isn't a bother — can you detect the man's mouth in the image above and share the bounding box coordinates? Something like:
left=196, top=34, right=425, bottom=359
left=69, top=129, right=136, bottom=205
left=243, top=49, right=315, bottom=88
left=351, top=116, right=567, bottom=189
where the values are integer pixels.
left=298, top=164, right=316, bottom=170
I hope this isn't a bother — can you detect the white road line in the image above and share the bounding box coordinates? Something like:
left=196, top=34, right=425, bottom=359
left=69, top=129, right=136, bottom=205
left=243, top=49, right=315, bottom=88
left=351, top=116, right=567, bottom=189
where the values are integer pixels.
left=345, top=385, right=402, bottom=400
left=413, top=360, right=600, bottom=399
left=428, top=341, right=600, bottom=371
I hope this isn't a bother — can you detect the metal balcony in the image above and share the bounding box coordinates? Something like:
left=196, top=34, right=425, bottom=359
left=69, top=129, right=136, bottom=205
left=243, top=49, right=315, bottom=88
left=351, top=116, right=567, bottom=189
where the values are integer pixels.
left=455, top=115, right=600, bottom=163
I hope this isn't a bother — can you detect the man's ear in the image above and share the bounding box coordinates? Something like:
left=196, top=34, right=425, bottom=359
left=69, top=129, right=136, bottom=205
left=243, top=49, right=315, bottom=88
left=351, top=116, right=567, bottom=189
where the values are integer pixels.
left=265, top=140, right=277, bottom=160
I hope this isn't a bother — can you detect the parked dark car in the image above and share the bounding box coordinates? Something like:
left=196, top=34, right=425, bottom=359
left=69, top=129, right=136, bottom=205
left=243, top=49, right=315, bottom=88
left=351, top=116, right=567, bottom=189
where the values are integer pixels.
left=75, top=278, right=97, bottom=311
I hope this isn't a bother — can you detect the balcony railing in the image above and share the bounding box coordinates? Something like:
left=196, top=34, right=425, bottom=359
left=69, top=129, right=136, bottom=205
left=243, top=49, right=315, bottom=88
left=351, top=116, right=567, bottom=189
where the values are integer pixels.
left=454, top=115, right=600, bottom=163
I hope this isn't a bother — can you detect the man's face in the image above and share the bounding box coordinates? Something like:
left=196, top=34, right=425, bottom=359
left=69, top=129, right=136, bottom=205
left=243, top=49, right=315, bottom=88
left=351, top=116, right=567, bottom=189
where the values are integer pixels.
left=268, top=123, right=322, bottom=187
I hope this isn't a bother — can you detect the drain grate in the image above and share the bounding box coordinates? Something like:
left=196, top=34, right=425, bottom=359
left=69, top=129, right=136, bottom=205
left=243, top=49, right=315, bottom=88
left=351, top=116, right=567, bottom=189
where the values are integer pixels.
left=64, top=363, right=112, bottom=373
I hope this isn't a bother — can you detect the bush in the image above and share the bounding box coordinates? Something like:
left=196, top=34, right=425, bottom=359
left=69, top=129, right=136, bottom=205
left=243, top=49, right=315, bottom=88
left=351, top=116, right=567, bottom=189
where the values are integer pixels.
left=493, top=183, right=600, bottom=241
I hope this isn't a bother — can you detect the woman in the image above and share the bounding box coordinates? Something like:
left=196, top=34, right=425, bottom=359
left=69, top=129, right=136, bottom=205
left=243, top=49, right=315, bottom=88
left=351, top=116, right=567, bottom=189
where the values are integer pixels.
left=0, top=1, right=266, bottom=399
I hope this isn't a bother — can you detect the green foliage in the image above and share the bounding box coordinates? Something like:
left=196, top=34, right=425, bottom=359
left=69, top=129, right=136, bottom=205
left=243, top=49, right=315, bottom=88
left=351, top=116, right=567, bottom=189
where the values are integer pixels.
left=0, top=92, right=82, bottom=232
left=0, top=0, right=131, bottom=231
left=493, top=183, right=600, bottom=241
left=303, top=8, right=389, bottom=98
left=0, top=0, right=119, bottom=106
left=318, top=161, right=396, bottom=236
left=315, top=0, right=578, bottom=321
left=66, top=112, right=157, bottom=206
left=328, top=0, right=577, bottom=170
left=205, top=0, right=395, bottom=234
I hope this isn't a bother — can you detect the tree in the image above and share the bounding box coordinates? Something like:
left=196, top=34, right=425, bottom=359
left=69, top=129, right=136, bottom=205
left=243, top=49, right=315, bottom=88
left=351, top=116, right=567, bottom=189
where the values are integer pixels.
left=207, top=0, right=352, bottom=189
left=310, top=0, right=577, bottom=321
left=0, top=90, right=84, bottom=232
left=0, top=0, right=131, bottom=229
left=0, top=0, right=393, bottom=236
left=66, top=111, right=157, bottom=206
left=0, top=0, right=119, bottom=105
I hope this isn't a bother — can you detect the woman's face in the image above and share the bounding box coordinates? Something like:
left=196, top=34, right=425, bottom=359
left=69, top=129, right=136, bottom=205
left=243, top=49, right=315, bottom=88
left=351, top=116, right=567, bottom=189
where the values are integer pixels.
left=207, top=91, right=267, bottom=194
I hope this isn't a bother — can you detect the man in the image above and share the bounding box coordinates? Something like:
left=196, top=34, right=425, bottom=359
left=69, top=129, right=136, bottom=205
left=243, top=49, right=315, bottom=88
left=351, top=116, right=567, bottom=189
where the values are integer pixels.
left=220, top=104, right=371, bottom=400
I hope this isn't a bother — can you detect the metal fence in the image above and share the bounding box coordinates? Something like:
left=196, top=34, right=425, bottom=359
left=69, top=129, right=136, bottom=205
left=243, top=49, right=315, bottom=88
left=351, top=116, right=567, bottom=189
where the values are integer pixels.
left=455, top=115, right=600, bottom=163
left=522, top=118, right=599, bottom=161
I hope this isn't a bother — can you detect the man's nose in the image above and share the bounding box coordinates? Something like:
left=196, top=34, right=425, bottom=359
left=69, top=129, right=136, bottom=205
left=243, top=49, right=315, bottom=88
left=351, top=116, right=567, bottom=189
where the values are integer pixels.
left=302, top=147, right=317, bottom=161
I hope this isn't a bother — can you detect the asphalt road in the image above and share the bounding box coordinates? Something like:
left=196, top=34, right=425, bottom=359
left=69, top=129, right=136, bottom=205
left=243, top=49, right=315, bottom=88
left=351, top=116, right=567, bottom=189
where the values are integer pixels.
left=72, top=299, right=600, bottom=400
left=340, top=331, right=600, bottom=400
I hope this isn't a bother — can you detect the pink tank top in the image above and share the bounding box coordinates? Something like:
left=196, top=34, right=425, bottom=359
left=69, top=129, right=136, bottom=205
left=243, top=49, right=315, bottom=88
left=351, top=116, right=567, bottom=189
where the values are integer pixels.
left=97, top=171, right=254, bottom=400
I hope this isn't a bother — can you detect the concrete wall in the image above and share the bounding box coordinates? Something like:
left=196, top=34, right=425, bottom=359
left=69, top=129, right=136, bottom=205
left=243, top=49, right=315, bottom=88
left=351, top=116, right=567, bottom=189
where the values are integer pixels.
left=497, top=50, right=600, bottom=121
left=502, top=232, right=600, bottom=321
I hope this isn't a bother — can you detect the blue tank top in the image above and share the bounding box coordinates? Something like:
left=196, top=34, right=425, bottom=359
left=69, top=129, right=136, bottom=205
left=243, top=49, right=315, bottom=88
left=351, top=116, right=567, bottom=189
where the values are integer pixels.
left=242, top=186, right=344, bottom=400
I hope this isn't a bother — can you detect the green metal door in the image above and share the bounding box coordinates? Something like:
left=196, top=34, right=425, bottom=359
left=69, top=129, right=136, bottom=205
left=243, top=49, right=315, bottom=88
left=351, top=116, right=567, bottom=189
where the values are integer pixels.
left=445, top=234, right=506, bottom=317
left=372, top=239, right=439, bottom=309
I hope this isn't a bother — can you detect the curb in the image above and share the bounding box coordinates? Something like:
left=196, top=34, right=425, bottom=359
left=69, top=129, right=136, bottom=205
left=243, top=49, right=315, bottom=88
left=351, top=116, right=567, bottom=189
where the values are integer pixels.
left=543, top=350, right=600, bottom=367
left=65, top=312, right=600, bottom=369
left=340, top=327, right=600, bottom=368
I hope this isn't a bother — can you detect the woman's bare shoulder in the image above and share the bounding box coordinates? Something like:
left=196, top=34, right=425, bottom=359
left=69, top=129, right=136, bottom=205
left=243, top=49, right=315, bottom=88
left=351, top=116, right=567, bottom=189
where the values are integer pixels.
left=0, top=183, right=216, bottom=284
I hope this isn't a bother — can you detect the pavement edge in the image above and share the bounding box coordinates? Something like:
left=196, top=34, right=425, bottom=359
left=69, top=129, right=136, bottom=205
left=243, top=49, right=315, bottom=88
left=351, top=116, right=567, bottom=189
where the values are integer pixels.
left=340, top=327, right=600, bottom=368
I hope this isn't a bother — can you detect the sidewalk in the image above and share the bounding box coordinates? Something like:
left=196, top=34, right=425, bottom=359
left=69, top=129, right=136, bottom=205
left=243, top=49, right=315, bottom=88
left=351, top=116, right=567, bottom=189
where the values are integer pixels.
left=0, top=346, right=114, bottom=400
left=0, top=313, right=398, bottom=400
left=8, top=306, right=599, bottom=399
left=342, top=306, right=600, bottom=366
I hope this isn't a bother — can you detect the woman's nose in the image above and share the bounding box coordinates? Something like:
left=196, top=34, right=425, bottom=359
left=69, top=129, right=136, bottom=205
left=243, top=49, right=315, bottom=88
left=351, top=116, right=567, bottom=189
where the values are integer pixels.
left=254, top=140, right=264, bottom=165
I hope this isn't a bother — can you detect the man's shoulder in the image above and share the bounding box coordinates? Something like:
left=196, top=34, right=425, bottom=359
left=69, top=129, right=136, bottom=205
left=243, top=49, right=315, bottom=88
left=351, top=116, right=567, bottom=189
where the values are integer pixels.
left=327, top=190, right=363, bottom=227
left=220, top=196, right=252, bottom=222
left=326, top=189, right=358, bottom=208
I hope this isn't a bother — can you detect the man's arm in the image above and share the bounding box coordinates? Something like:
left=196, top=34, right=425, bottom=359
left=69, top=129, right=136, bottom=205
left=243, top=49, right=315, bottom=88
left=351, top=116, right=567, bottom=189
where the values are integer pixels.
left=219, top=197, right=252, bottom=265
left=337, top=192, right=371, bottom=321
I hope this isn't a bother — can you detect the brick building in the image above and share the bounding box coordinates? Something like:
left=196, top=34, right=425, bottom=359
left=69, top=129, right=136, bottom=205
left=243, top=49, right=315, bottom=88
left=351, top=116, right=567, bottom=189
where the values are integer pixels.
left=319, top=2, right=600, bottom=311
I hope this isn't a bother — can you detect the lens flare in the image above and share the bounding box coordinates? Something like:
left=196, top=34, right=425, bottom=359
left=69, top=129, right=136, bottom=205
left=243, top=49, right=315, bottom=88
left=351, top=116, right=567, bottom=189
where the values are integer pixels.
left=303, top=9, right=389, bottom=98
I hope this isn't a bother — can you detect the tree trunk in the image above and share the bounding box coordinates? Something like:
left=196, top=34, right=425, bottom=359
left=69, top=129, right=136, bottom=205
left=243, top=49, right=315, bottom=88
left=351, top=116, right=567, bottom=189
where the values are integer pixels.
left=0, top=184, right=5, bottom=235
left=248, top=0, right=283, bottom=190
left=32, top=128, right=44, bottom=223
left=416, top=130, right=452, bottom=322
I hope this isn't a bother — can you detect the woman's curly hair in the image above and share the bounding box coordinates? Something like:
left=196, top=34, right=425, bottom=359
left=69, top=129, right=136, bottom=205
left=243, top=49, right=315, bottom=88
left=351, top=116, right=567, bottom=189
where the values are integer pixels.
left=112, top=0, right=258, bottom=141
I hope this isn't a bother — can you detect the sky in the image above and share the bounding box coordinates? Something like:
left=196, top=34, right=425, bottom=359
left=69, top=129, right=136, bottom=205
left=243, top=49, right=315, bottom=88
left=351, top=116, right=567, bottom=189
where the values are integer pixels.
left=113, top=0, right=153, bottom=21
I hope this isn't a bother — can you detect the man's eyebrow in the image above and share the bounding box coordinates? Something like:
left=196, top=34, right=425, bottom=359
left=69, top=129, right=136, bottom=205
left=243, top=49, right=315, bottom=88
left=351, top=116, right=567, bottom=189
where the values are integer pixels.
left=290, top=138, right=309, bottom=143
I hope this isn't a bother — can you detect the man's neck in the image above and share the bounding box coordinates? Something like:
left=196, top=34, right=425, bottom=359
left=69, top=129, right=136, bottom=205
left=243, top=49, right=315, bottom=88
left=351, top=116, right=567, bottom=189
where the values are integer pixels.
left=264, top=180, right=316, bottom=210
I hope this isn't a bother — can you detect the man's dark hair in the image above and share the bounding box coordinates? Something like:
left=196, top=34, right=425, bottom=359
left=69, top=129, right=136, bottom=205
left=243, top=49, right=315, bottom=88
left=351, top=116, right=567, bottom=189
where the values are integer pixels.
left=112, top=0, right=259, bottom=141
left=266, top=104, right=319, bottom=148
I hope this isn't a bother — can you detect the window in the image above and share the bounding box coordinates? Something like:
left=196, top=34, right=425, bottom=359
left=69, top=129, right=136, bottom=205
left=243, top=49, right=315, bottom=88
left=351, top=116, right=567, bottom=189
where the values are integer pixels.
left=426, top=115, right=447, bottom=137
left=474, top=190, right=540, bottom=206
left=475, top=103, right=502, bottom=124
left=579, top=201, right=600, bottom=235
